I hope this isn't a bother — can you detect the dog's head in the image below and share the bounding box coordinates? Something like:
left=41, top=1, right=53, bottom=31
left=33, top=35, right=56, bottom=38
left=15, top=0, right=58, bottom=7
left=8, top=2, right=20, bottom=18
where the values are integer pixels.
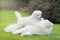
left=32, top=10, right=42, bottom=19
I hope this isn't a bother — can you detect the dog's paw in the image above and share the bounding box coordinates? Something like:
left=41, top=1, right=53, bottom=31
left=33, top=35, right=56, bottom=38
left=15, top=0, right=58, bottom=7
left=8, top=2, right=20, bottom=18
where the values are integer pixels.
left=20, top=33, right=25, bottom=37
left=12, top=31, right=19, bottom=34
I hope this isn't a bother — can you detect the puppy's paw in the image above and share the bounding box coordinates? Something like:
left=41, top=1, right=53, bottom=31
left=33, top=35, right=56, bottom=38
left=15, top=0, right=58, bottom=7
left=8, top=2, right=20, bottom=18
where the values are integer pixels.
left=4, top=28, right=11, bottom=32
left=4, top=29, right=11, bottom=32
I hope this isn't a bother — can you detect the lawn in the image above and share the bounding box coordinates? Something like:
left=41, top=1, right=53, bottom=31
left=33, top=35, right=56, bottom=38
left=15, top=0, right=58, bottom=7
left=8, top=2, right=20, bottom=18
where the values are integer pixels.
left=0, top=10, right=60, bottom=40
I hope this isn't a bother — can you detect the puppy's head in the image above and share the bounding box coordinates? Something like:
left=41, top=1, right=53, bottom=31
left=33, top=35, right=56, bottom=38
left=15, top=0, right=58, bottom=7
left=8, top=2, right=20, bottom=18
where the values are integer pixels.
left=32, top=10, right=42, bottom=19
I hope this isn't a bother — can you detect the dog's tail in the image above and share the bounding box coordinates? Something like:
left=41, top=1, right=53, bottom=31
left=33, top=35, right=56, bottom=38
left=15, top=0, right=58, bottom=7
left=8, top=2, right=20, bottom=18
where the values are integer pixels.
left=15, top=11, right=22, bottom=22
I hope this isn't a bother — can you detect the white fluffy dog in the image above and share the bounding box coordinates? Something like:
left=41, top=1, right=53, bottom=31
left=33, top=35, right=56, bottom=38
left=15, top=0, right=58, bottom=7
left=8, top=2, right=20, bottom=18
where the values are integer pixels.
left=5, top=10, right=44, bottom=32
left=12, top=20, right=53, bottom=36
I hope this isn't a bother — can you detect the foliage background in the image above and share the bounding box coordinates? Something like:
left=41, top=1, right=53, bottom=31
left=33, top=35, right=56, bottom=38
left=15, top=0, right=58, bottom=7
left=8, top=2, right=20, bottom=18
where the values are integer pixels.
left=0, top=0, right=60, bottom=23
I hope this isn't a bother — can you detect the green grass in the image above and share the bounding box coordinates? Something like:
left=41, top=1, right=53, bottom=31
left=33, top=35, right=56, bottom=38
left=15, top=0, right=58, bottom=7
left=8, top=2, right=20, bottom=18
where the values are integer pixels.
left=0, top=10, right=60, bottom=40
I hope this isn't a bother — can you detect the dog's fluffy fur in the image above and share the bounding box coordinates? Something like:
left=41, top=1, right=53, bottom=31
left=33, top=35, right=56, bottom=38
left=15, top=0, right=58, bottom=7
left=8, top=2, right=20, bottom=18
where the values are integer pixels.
left=12, top=20, right=53, bottom=36
left=5, top=10, right=44, bottom=32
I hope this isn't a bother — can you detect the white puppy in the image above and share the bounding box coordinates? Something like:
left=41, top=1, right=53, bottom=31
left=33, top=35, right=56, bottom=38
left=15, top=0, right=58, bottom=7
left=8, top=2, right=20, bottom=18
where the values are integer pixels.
left=12, top=20, right=53, bottom=36
left=5, top=10, right=44, bottom=32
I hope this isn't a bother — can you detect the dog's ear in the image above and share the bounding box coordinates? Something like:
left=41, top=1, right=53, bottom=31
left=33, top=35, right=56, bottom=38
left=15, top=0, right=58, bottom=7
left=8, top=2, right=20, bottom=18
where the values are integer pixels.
left=46, top=23, right=53, bottom=28
left=50, top=23, right=53, bottom=26
left=45, top=20, right=53, bottom=28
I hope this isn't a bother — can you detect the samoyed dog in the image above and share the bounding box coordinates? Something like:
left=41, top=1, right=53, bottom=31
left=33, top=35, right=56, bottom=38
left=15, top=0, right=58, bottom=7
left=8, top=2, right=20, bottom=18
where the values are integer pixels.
left=5, top=10, right=44, bottom=32
left=12, top=20, right=53, bottom=36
